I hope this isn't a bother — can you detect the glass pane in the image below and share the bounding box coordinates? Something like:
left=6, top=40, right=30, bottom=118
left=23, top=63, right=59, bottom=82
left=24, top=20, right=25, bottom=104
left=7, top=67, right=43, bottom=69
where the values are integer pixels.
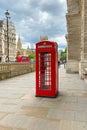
left=38, top=52, right=51, bottom=90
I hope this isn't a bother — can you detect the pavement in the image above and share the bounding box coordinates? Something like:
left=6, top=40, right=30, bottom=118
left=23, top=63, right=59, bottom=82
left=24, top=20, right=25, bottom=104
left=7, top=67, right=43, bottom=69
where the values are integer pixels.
left=0, top=65, right=87, bottom=130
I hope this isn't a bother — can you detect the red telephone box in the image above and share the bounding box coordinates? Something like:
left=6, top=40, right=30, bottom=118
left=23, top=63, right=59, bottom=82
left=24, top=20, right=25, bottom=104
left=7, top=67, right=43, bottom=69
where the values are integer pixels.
left=36, top=40, right=59, bottom=97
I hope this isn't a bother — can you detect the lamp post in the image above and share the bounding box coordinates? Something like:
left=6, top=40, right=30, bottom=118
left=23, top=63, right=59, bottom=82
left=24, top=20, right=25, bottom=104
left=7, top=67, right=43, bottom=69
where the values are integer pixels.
left=5, top=10, right=10, bottom=62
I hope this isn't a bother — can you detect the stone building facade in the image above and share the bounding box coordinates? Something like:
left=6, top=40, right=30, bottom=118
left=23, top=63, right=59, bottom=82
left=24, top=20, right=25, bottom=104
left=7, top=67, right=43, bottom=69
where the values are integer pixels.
left=66, top=0, right=87, bottom=78
left=0, top=20, right=16, bottom=62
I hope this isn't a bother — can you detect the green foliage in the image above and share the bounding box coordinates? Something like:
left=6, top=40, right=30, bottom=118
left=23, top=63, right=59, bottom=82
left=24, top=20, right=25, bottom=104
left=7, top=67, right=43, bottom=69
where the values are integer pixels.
left=60, top=48, right=67, bottom=62
left=28, top=53, right=35, bottom=59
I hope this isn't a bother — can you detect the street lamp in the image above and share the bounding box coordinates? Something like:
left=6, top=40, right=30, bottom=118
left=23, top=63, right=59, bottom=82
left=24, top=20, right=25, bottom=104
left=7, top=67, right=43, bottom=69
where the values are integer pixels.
left=5, top=10, right=10, bottom=62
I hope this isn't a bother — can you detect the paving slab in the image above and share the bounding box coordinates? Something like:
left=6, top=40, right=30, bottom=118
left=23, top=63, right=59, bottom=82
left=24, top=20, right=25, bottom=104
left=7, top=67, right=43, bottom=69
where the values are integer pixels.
left=0, top=65, right=87, bottom=129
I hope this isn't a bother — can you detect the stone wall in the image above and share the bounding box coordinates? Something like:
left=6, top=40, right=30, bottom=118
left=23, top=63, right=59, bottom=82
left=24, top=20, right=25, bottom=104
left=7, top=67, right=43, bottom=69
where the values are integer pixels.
left=0, top=62, right=35, bottom=80
left=66, top=14, right=81, bottom=60
left=81, top=0, right=87, bottom=59
left=66, top=0, right=81, bottom=73
left=66, top=0, right=87, bottom=78
left=67, top=0, right=80, bottom=14
left=66, top=60, right=79, bottom=73
left=78, top=0, right=87, bottom=78
left=79, top=60, right=87, bottom=79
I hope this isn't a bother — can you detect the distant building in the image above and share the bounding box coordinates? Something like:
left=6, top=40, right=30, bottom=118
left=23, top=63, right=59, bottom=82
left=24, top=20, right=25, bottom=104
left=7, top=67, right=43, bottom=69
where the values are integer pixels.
left=40, top=35, right=48, bottom=41
left=0, top=20, right=16, bottom=62
left=16, top=35, right=32, bottom=56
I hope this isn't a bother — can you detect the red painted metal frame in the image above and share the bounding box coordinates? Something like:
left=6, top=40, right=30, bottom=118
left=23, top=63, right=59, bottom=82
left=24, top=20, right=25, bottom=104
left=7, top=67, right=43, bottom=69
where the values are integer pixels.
left=36, top=40, right=58, bottom=97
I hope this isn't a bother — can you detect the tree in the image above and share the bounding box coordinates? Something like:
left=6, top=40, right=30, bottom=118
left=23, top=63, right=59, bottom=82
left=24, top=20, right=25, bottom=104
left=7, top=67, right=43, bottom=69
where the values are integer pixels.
left=28, top=53, right=35, bottom=59
left=60, top=48, right=67, bottom=62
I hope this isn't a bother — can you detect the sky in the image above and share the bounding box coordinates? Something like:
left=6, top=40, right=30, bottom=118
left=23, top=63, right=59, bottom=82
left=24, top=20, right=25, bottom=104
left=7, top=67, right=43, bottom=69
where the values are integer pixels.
left=0, top=0, right=67, bottom=50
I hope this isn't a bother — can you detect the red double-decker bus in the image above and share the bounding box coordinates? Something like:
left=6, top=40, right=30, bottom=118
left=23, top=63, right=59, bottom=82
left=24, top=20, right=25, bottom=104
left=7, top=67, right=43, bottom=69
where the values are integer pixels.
left=16, top=55, right=29, bottom=62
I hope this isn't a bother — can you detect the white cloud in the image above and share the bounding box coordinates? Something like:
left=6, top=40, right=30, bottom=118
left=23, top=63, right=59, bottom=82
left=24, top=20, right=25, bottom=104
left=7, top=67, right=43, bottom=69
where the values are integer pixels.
left=39, top=11, right=49, bottom=23
left=50, top=35, right=66, bottom=45
left=22, top=42, right=32, bottom=49
left=59, top=0, right=66, bottom=3
left=0, top=0, right=67, bottom=50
